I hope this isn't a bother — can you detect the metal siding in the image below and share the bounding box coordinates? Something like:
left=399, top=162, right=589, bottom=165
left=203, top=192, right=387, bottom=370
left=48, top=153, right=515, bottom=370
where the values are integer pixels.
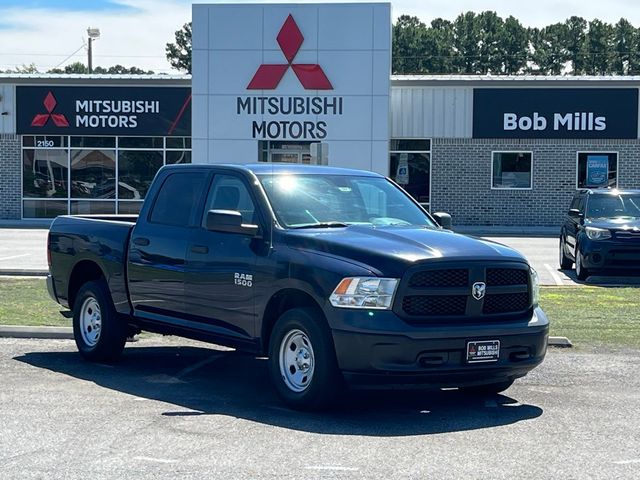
left=0, top=84, right=16, bottom=134
left=390, top=86, right=472, bottom=138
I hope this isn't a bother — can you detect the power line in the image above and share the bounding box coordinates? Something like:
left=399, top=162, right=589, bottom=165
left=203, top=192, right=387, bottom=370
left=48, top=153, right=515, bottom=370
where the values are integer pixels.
left=51, top=43, right=86, bottom=70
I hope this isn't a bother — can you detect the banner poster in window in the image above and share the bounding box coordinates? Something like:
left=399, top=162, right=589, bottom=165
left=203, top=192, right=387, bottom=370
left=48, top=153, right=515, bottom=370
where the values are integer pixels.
left=396, top=153, right=409, bottom=185
left=586, top=155, right=609, bottom=187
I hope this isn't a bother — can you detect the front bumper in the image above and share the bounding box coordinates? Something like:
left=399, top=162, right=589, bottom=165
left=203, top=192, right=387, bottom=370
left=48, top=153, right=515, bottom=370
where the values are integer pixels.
left=330, top=307, right=549, bottom=388
left=580, top=237, right=640, bottom=271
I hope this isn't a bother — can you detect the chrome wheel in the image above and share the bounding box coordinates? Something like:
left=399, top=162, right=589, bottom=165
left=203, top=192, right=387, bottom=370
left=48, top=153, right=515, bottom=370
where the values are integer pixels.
left=279, top=329, right=315, bottom=393
left=79, top=297, right=102, bottom=347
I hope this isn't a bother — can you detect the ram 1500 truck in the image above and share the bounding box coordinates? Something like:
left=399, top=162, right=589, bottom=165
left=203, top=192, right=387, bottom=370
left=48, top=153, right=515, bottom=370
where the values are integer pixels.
left=47, top=164, right=548, bottom=409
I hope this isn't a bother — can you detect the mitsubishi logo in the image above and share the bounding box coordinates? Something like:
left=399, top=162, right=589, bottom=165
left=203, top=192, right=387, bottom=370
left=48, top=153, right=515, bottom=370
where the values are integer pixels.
left=472, top=282, right=486, bottom=300
left=31, top=91, right=69, bottom=128
left=247, top=14, right=332, bottom=90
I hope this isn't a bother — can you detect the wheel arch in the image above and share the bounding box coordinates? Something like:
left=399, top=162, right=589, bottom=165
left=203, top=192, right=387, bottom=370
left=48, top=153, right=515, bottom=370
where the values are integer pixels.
left=260, top=288, right=326, bottom=355
left=68, top=260, right=106, bottom=311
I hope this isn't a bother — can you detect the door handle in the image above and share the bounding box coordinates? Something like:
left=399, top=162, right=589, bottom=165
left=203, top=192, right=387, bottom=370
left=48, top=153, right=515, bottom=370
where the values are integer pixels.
left=133, top=237, right=150, bottom=246
left=190, top=245, right=209, bottom=254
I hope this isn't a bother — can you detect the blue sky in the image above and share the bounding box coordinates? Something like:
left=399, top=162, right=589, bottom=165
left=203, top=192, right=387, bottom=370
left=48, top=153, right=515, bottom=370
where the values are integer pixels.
left=1, top=0, right=640, bottom=73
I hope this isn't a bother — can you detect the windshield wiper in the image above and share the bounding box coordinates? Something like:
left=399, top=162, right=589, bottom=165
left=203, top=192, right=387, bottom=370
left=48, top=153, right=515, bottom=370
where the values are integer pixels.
left=291, top=222, right=350, bottom=229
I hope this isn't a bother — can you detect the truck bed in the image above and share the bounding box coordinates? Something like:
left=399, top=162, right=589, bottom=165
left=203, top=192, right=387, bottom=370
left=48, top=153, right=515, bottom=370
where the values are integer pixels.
left=48, top=215, right=137, bottom=313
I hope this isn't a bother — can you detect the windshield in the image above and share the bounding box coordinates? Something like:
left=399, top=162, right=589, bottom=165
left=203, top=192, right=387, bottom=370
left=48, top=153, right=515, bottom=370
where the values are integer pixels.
left=586, top=193, right=640, bottom=218
left=259, top=174, right=436, bottom=229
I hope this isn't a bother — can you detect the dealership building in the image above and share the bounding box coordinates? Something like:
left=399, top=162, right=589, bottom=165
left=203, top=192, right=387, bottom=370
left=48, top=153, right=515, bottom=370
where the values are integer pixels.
left=1, top=2, right=639, bottom=226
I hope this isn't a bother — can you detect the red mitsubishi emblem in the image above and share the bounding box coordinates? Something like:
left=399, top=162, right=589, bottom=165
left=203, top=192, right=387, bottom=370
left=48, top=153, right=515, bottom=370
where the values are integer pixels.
left=248, top=14, right=332, bottom=90
left=31, top=91, right=69, bottom=128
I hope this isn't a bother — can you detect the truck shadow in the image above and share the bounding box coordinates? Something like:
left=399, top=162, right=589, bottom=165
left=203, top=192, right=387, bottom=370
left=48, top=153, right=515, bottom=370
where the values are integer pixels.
left=15, top=344, right=543, bottom=437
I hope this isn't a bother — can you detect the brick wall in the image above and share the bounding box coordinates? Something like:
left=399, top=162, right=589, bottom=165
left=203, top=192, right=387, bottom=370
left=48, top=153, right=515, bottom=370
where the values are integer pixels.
left=0, top=134, right=21, bottom=220
left=431, top=138, right=640, bottom=227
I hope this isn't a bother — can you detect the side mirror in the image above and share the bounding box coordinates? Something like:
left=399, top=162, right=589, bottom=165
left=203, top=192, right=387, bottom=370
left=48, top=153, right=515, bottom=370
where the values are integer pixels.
left=432, top=212, right=452, bottom=230
left=206, top=209, right=259, bottom=236
left=568, top=208, right=584, bottom=219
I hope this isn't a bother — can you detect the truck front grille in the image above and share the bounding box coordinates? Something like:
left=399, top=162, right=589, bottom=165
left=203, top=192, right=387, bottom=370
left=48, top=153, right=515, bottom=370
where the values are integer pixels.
left=482, top=292, right=530, bottom=314
left=397, top=263, right=531, bottom=324
left=402, top=295, right=467, bottom=316
left=409, top=269, right=468, bottom=288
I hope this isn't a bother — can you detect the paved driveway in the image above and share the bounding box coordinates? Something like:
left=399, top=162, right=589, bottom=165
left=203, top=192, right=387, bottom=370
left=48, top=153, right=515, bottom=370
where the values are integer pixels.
left=0, top=337, right=639, bottom=479
left=0, top=229, right=48, bottom=273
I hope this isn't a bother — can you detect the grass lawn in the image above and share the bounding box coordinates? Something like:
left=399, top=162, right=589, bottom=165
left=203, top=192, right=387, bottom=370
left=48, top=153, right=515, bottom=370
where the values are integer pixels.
left=541, top=286, right=640, bottom=350
left=0, top=279, right=639, bottom=349
left=0, top=278, right=69, bottom=327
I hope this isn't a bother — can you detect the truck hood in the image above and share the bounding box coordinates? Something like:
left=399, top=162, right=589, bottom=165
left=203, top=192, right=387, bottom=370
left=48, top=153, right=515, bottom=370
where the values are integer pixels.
left=284, top=225, right=527, bottom=277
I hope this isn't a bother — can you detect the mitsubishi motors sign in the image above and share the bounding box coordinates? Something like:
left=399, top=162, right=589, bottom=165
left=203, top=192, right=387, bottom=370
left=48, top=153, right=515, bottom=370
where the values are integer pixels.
left=16, top=86, right=191, bottom=136
left=192, top=3, right=391, bottom=173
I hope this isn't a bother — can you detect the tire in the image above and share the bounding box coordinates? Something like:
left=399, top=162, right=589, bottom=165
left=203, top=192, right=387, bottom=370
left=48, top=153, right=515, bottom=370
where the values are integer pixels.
left=559, top=235, right=572, bottom=270
left=575, top=247, right=590, bottom=281
left=461, top=379, right=514, bottom=396
left=268, top=308, right=342, bottom=410
left=73, top=279, right=127, bottom=363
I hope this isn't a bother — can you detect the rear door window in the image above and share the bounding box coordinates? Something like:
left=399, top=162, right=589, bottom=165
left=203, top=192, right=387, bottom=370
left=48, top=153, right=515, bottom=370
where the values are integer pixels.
left=149, top=172, right=208, bottom=227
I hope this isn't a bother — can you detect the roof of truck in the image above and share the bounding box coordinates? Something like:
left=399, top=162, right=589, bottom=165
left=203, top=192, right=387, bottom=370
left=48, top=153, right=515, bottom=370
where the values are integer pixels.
left=165, top=163, right=383, bottom=177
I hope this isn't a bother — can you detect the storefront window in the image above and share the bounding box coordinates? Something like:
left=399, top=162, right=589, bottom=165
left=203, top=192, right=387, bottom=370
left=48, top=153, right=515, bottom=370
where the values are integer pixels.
left=118, top=150, right=164, bottom=200
left=577, top=152, right=618, bottom=189
left=23, top=149, right=69, bottom=198
left=22, top=135, right=192, bottom=218
left=70, top=149, right=116, bottom=199
left=166, top=151, right=191, bottom=164
left=22, top=200, right=68, bottom=218
left=118, top=137, right=164, bottom=149
left=389, top=139, right=431, bottom=207
left=70, top=201, right=116, bottom=215
left=492, top=152, right=533, bottom=189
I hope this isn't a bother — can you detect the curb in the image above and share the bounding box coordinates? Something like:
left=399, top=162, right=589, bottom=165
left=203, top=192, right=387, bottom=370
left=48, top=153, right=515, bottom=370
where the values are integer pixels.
left=0, top=326, right=73, bottom=339
left=548, top=336, right=573, bottom=348
left=0, top=270, right=49, bottom=277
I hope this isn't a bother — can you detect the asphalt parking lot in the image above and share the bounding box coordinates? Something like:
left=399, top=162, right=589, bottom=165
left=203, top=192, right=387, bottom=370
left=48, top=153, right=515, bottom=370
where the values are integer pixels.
left=1, top=337, right=639, bottom=479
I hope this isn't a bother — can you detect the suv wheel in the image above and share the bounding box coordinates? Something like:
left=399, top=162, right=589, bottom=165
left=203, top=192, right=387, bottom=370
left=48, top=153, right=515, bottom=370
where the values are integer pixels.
left=268, top=308, right=342, bottom=410
left=559, top=235, right=573, bottom=270
left=73, top=280, right=127, bottom=363
left=575, top=248, right=590, bottom=281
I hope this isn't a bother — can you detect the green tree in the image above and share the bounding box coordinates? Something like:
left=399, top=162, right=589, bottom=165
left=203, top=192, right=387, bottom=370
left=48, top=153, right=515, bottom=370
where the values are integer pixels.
left=166, top=22, right=192, bottom=73
left=452, top=12, right=480, bottom=73
left=564, top=16, right=589, bottom=74
left=500, top=16, right=529, bottom=74
left=476, top=11, right=503, bottom=74
left=584, top=20, right=615, bottom=75
left=612, top=18, right=639, bottom=74
left=392, top=15, right=427, bottom=74
left=48, top=61, right=87, bottom=74
left=530, top=23, right=569, bottom=74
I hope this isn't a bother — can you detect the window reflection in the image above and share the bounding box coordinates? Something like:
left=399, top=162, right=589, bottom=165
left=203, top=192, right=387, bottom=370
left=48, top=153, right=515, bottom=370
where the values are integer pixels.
left=23, top=149, right=68, bottom=198
left=71, top=149, right=116, bottom=199
left=118, top=150, right=163, bottom=199
left=166, top=151, right=191, bottom=164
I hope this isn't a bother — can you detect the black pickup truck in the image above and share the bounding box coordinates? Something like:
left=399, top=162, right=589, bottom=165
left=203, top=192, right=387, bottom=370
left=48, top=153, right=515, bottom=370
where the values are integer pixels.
left=47, top=164, right=548, bottom=409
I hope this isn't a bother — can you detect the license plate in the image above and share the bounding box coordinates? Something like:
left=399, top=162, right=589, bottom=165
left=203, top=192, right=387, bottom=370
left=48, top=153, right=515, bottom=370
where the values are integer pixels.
left=466, top=340, right=500, bottom=363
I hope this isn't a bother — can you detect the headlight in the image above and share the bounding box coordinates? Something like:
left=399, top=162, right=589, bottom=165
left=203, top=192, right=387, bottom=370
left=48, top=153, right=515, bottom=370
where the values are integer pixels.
left=585, top=227, right=611, bottom=240
left=329, top=277, right=399, bottom=309
left=530, top=268, right=540, bottom=307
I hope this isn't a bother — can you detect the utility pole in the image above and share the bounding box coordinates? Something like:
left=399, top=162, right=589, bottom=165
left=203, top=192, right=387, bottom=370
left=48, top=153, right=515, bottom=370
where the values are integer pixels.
left=87, top=28, right=100, bottom=73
